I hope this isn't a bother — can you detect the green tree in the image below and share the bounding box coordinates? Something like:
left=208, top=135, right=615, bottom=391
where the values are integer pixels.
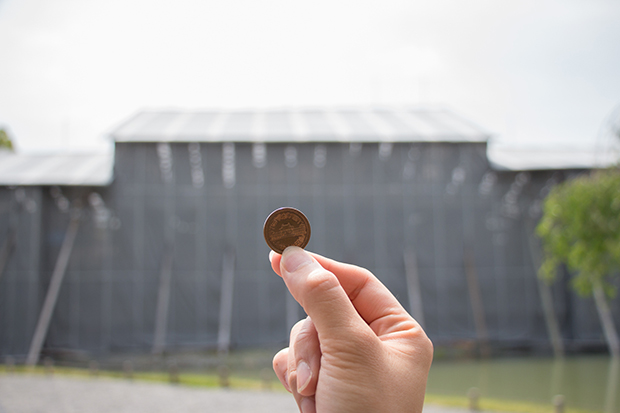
left=537, top=169, right=620, bottom=356
left=0, top=129, right=14, bottom=151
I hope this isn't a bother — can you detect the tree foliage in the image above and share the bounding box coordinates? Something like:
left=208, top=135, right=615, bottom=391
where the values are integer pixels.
left=0, top=129, right=14, bottom=151
left=536, top=169, right=620, bottom=297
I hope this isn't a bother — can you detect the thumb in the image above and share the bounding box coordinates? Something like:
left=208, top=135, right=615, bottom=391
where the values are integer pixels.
left=280, top=247, right=368, bottom=338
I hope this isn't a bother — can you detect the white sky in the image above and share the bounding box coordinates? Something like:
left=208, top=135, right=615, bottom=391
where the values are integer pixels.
left=0, top=0, right=619, bottom=153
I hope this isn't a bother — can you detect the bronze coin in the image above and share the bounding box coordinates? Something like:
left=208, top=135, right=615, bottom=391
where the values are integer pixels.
left=263, top=207, right=311, bottom=254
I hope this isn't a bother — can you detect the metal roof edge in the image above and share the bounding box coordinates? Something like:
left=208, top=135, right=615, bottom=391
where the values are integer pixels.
left=110, top=106, right=491, bottom=144
left=487, top=145, right=620, bottom=171
left=0, top=152, right=115, bottom=187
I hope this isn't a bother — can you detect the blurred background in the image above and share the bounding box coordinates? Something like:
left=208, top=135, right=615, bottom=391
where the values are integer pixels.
left=1, top=0, right=620, bottom=412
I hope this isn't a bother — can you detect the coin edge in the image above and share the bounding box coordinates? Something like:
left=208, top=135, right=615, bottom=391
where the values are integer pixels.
left=263, top=207, right=311, bottom=254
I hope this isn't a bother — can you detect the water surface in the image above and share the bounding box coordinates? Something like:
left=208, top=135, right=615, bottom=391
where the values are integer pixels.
left=427, top=356, right=619, bottom=412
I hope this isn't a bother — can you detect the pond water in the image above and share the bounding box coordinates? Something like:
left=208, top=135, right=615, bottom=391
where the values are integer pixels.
left=427, top=356, right=619, bottom=413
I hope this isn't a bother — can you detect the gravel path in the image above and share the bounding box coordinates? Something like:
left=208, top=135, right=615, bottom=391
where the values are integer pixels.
left=0, top=374, right=468, bottom=413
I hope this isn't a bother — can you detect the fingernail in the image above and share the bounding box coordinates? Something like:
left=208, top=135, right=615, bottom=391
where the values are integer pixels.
left=296, top=361, right=312, bottom=393
left=268, top=250, right=275, bottom=263
left=282, top=247, right=313, bottom=273
left=300, top=396, right=316, bottom=413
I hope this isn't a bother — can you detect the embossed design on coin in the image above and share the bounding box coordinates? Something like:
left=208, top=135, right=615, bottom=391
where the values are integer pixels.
left=263, top=207, right=311, bottom=254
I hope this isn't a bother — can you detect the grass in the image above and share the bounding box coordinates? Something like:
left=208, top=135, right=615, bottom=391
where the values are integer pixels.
left=0, top=364, right=281, bottom=392
left=0, top=364, right=604, bottom=413
left=424, top=393, right=603, bottom=413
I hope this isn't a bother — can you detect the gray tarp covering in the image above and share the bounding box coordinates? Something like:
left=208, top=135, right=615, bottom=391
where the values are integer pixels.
left=1, top=108, right=618, bottom=357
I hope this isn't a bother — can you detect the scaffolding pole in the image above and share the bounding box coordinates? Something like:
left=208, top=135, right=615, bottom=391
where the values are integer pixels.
left=463, top=249, right=491, bottom=358
left=404, top=248, right=425, bottom=328
left=152, top=246, right=175, bottom=355
left=217, top=248, right=235, bottom=356
left=0, top=229, right=16, bottom=282
left=26, top=208, right=81, bottom=366
left=525, top=223, right=564, bottom=358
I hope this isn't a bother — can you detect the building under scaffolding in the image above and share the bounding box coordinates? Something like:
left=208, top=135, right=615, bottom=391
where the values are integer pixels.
left=1, top=107, right=618, bottom=361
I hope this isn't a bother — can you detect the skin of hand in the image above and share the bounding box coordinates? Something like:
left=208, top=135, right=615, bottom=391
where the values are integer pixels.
left=270, top=246, right=433, bottom=413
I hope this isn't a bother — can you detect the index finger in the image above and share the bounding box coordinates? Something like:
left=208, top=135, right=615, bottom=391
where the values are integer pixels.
left=270, top=250, right=421, bottom=339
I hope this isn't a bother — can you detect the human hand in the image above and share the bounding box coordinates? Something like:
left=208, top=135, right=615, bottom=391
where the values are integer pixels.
left=270, top=247, right=433, bottom=413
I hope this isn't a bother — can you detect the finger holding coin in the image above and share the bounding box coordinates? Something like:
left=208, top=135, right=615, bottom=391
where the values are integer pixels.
left=263, top=207, right=311, bottom=254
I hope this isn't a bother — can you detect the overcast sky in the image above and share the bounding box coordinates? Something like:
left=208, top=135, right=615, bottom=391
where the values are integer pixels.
left=0, top=0, right=619, bottom=153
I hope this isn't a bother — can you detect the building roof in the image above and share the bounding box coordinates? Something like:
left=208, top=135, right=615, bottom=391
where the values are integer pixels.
left=488, top=145, right=619, bottom=171
left=111, top=107, right=491, bottom=143
left=0, top=152, right=114, bottom=186
left=3, top=109, right=612, bottom=188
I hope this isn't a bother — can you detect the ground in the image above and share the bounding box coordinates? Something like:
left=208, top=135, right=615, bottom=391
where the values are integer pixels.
left=0, top=374, right=470, bottom=413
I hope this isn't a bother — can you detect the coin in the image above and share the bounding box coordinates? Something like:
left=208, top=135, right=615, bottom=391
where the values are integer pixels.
left=263, top=207, right=311, bottom=254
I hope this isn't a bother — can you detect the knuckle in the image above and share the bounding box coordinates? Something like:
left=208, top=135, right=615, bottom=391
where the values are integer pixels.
left=294, top=326, right=317, bottom=349
left=423, top=336, right=434, bottom=361
left=358, top=267, right=375, bottom=280
left=272, top=348, right=289, bottom=369
left=408, top=332, right=434, bottom=365
left=303, top=268, right=340, bottom=298
left=289, top=319, right=305, bottom=339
